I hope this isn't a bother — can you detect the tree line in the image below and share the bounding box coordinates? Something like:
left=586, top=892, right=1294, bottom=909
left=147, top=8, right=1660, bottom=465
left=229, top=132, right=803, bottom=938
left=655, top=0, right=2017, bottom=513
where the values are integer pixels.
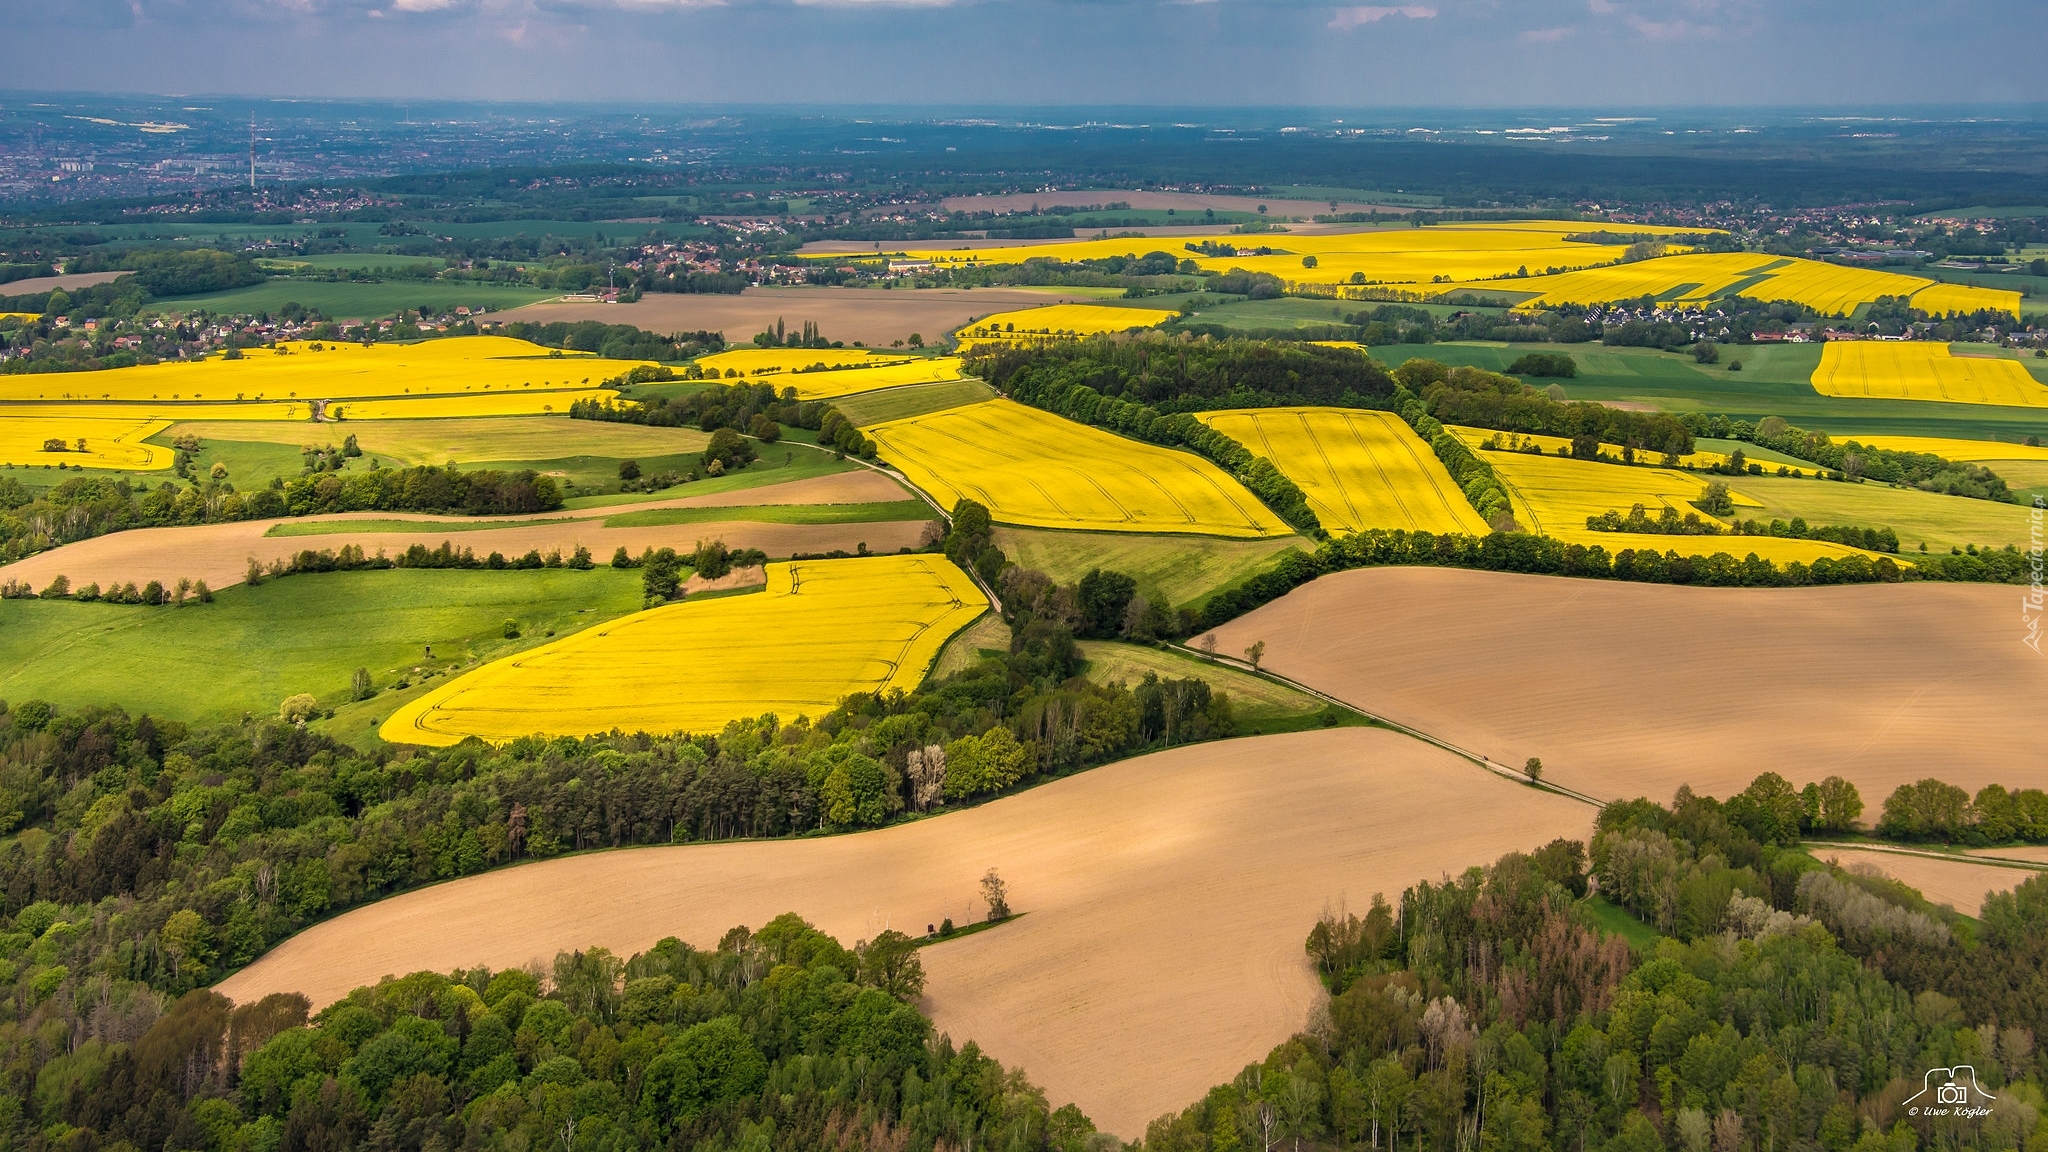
left=1679, top=414, right=2017, bottom=503
left=0, top=465, right=563, bottom=565
left=1148, top=778, right=2048, bottom=1152
left=4, top=907, right=1099, bottom=1152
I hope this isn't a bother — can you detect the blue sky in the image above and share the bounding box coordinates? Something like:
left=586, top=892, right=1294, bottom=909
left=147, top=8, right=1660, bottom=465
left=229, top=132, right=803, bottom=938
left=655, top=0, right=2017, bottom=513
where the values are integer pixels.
left=12, top=0, right=2047, bottom=107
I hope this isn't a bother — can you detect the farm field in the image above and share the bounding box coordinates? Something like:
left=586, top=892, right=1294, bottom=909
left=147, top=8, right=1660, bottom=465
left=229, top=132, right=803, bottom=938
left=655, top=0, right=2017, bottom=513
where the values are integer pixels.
left=1810, top=342, right=2048, bottom=407
left=896, top=220, right=1705, bottom=294
left=503, top=285, right=1104, bottom=348
left=1198, top=407, right=1487, bottom=534
left=694, top=347, right=926, bottom=374
left=1506, top=251, right=2020, bottom=318
left=0, top=412, right=172, bottom=469
left=0, top=336, right=642, bottom=405
left=832, top=377, right=995, bottom=425
left=0, top=470, right=922, bottom=590
left=1840, top=433, right=2048, bottom=462
left=380, top=555, right=987, bottom=745
left=1075, top=640, right=1328, bottom=723
left=160, top=415, right=712, bottom=468
left=1810, top=849, right=2038, bottom=918
left=867, top=399, right=1291, bottom=537
left=1198, top=568, right=2048, bottom=805
left=1464, top=436, right=1900, bottom=563
left=144, top=278, right=556, bottom=319
left=953, top=303, right=1178, bottom=347
left=1371, top=340, right=2048, bottom=440
left=215, top=726, right=1595, bottom=1138
left=930, top=611, right=1013, bottom=678
left=1721, top=474, right=2033, bottom=551
left=0, top=568, right=644, bottom=723
left=993, top=527, right=1305, bottom=610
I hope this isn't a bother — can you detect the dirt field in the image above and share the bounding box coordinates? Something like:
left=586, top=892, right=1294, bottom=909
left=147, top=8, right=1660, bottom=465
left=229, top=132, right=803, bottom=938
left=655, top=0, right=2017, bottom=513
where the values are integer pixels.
left=938, top=190, right=1412, bottom=219
left=1817, top=849, right=2040, bottom=916
left=0, top=472, right=919, bottom=591
left=216, top=727, right=1591, bottom=1138
left=1198, top=568, right=2048, bottom=806
left=1, top=270, right=128, bottom=296
left=501, top=287, right=1099, bottom=347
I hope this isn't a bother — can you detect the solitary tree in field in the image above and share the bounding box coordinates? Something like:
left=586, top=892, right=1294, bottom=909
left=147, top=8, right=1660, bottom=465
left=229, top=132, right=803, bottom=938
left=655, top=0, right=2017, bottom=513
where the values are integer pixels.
left=351, top=668, right=374, bottom=701
left=1524, top=757, right=1543, bottom=783
left=980, top=868, right=1010, bottom=922
left=1199, top=633, right=1218, bottom=657
left=1245, top=639, right=1266, bottom=671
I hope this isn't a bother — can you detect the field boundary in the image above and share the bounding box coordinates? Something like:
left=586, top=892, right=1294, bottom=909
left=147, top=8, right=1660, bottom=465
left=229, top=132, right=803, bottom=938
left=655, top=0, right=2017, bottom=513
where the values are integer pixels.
left=1164, top=642, right=1610, bottom=807
left=1802, top=840, right=2048, bottom=873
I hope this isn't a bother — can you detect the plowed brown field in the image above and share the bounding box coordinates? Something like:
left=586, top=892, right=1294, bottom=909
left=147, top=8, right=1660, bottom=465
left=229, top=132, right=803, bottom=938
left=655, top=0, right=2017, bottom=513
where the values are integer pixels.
left=216, top=727, right=1592, bottom=1138
left=0, top=472, right=917, bottom=590
left=1198, top=569, right=2046, bottom=805
left=1816, top=849, right=2040, bottom=917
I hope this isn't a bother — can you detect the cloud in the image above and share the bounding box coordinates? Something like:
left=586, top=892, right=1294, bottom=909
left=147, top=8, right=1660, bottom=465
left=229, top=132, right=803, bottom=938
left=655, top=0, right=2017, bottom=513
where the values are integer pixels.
left=390, top=0, right=460, bottom=10
left=1327, top=4, right=1433, bottom=30
left=1518, top=24, right=1568, bottom=41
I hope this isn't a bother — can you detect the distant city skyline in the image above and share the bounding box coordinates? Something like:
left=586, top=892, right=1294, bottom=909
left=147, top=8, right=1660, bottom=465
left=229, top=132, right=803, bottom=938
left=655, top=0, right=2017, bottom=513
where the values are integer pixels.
left=10, top=0, right=2046, bottom=107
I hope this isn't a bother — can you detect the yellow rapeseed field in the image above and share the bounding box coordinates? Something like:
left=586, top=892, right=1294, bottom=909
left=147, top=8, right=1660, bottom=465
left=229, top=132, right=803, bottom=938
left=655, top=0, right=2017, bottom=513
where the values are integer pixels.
left=0, top=415, right=171, bottom=469
left=1810, top=342, right=2048, bottom=407
left=1452, top=426, right=1759, bottom=473
left=1472, top=442, right=1885, bottom=563
left=1508, top=253, right=2019, bottom=319
left=867, top=399, right=1291, bottom=537
left=0, top=400, right=309, bottom=469
left=953, top=304, right=1178, bottom=348
left=695, top=348, right=924, bottom=375
left=380, top=555, right=989, bottom=746
left=1832, top=434, right=2048, bottom=462
left=0, top=336, right=642, bottom=405
left=325, top=390, right=619, bottom=420
left=776, top=358, right=971, bottom=401
left=895, top=221, right=1709, bottom=293
left=1197, top=408, right=1486, bottom=535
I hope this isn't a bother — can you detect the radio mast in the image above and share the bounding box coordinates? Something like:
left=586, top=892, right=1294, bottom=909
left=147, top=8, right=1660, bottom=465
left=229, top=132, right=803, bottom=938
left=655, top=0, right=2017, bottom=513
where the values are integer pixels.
left=249, top=113, right=256, bottom=189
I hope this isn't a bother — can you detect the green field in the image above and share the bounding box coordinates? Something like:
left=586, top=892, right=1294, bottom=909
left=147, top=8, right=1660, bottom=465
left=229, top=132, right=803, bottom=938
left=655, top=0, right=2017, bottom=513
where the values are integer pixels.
left=1374, top=341, right=2048, bottom=441
left=146, top=278, right=556, bottom=319
left=602, top=499, right=931, bottom=528
left=559, top=447, right=861, bottom=509
left=835, top=378, right=996, bottom=426
left=930, top=612, right=1011, bottom=679
left=0, top=568, right=644, bottom=723
left=277, top=254, right=451, bottom=272
left=1581, top=895, right=1660, bottom=950
left=1723, top=475, right=2034, bottom=551
left=994, top=527, right=1307, bottom=611
left=1077, top=641, right=1324, bottom=721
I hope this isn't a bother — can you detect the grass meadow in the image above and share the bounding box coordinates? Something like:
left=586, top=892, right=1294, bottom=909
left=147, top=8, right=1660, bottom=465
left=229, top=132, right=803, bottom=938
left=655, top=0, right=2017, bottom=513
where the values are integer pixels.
left=0, top=568, right=645, bottom=723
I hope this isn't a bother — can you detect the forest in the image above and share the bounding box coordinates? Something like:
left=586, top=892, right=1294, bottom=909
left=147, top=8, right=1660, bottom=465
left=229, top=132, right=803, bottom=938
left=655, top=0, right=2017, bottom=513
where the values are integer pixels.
left=1147, top=777, right=2048, bottom=1152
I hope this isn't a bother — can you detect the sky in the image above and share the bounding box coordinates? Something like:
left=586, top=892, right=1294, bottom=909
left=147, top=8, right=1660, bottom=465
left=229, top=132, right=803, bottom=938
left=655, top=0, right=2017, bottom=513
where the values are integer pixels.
left=10, top=0, right=2047, bottom=107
